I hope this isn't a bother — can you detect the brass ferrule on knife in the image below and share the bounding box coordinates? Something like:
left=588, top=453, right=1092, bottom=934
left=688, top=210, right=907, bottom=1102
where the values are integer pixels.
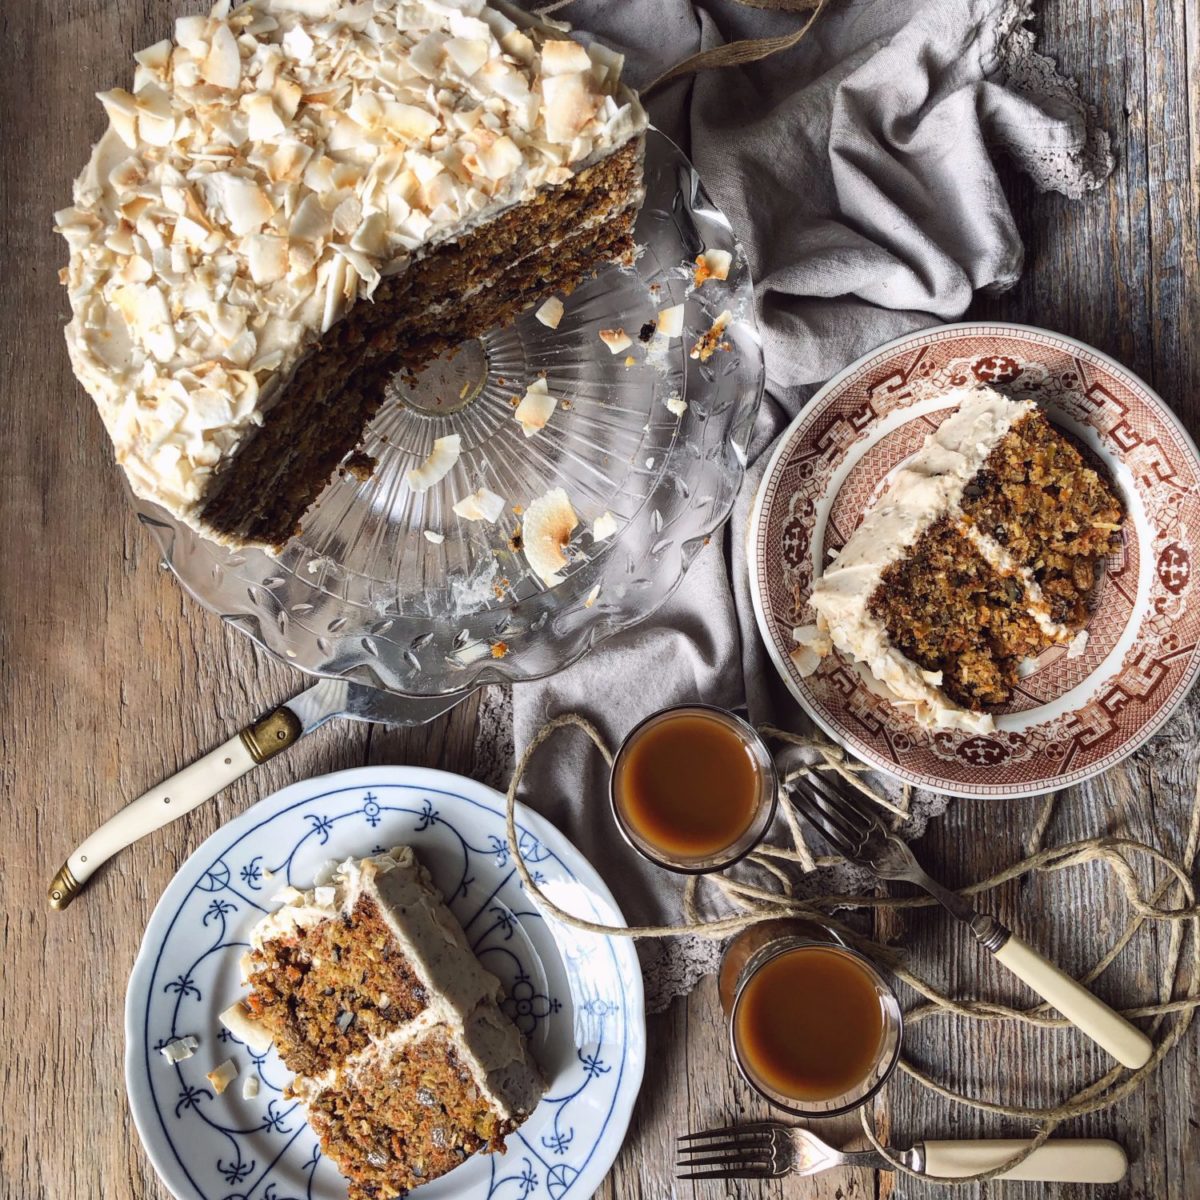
left=240, top=706, right=303, bottom=764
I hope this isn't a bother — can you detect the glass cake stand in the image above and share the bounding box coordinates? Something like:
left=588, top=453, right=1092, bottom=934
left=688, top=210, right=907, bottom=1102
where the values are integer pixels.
left=134, top=130, right=765, bottom=697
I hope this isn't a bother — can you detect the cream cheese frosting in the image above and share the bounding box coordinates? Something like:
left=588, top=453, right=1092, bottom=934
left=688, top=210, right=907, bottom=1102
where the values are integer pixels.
left=55, top=0, right=645, bottom=531
left=803, top=386, right=1043, bottom=733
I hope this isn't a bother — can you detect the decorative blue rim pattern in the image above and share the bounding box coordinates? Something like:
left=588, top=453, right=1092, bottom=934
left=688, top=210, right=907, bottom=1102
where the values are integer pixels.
left=125, top=766, right=645, bottom=1200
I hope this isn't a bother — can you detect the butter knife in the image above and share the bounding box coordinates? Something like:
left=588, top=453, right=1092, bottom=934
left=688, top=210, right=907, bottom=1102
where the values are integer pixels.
left=48, top=679, right=470, bottom=910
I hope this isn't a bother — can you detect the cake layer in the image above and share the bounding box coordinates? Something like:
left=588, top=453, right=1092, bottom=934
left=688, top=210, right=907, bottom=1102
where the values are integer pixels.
left=870, top=516, right=1044, bottom=708
left=960, top=408, right=1123, bottom=627
left=199, top=138, right=643, bottom=545
left=56, top=0, right=648, bottom=546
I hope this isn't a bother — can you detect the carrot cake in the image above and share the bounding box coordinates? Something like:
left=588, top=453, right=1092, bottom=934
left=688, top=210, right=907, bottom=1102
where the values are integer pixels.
left=55, top=0, right=646, bottom=550
left=794, top=386, right=1123, bottom=731
left=238, top=847, right=544, bottom=1199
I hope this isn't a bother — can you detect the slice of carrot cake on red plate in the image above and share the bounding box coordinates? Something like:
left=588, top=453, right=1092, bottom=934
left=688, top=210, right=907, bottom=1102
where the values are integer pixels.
left=794, top=385, right=1124, bottom=732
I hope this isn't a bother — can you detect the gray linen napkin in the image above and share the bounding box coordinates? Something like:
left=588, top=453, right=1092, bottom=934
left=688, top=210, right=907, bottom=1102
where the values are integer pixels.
left=510, top=0, right=1113, bottom=1011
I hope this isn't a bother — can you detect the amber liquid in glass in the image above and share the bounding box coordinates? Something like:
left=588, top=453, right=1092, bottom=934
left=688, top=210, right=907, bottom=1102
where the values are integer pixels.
left=734, top=946, right=885, bottom=1102
left=614, top=712, right=760, bottom=858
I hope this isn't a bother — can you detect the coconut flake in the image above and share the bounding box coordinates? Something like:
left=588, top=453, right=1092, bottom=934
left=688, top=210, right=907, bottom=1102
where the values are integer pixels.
left=423, top=530, right=445, bottom=544
left=592, top=511, right=618, bottom=541
left=599, top=328, right=632, bottom=354
left=790, top=624, right=832, bottom=676
left=665, top=393, right=688, bottom=417
left=514, top=379, right=557, bottom=437
left=656, top=304, right=684, bottom=338
left=218, top=1001, right=273, bottom=1054
left=584, top=584, right=601, bottom=607
left=541, top=39, right=592, bottom=75
left=535, top=296, right=564, bottom=329
left=242, top=1075, right=260, bottom=1100
left=159, top=1035, right=199, bottom=1064
left=406, top=435, right=462, bottom=492
left=523, top=487, right=578, bottom=585
left=694, top=248, right=732, bottom=284
left=453, top=487, right=506, bottom=523
left=207, top=1059, right=238, bottom=1095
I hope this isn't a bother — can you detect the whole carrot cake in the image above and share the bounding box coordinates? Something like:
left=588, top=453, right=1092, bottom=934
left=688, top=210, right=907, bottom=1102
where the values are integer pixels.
left=238, top=847, right=544, bottom=1198
left=56, top=0, right=646, bottom=550
left=795, top=386, right=1123, bottom=731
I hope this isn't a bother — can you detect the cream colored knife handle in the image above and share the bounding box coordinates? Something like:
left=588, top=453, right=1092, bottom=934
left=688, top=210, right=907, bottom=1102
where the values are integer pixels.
left=993, top=934, right=1153, bottom=1068
left=48, top=708, right=301, bottom=910
left=922, top=1138, right=1128, bottom=1183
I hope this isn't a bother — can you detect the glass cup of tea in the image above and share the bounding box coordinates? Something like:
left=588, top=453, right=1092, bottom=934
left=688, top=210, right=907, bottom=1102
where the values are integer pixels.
left=609, top=704, right=778, bottom=873
left=719, top=917, right=903, bottom=1118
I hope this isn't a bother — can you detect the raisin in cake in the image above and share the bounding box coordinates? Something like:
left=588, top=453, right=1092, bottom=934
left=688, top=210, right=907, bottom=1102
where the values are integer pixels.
left=56, top=0, right=646, bottom=550
left=240, top=847, right=544, bottom=1198
left=794, top=386, right=1123, bottom=731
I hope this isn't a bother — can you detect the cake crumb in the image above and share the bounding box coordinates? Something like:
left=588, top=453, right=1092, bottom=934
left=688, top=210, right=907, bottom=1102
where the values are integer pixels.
left=342, top=451, right=376, bottom=481
left=491, top=642, right=509, bottom=658
left=638, top=321, right=656, bottom=343
left=690, top=310, right=732, bottom=362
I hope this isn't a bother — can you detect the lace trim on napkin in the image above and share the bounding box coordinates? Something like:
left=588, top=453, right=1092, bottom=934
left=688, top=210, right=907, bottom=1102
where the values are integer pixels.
left=989, top=0, right=1115, bottom=198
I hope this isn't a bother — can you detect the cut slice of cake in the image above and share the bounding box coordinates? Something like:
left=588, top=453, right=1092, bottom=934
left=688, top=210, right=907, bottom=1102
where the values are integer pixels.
left=797, top=386, right=1123, bottom=731
left=56, top=0, right=647, bottom=550
left=240, top=847, right=544, bottom=1198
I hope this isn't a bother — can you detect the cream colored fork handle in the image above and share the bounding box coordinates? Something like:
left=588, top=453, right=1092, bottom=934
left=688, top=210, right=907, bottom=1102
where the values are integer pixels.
left=922, top=1138, right=1128, bottom=1183
left=993, top=934, right=1153, bottom=1068
left=48, top=708, right=301, bottom=910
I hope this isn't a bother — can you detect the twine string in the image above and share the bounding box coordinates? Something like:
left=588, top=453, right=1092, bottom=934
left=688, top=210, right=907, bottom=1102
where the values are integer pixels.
left=533, top=0, right=827, bottom=96
left=503, top=712, right=1200, bottom=1185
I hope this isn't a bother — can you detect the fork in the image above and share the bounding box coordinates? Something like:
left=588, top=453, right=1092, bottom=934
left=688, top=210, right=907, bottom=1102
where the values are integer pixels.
left=677, top=1122, right=1128, bottom=1183
left=783, top=763, right=1153, bottom=1068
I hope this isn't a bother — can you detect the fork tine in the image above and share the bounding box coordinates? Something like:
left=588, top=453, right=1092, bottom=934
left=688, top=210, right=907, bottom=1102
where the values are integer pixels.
left=678, top=1121, right=778, bottom=1142
left=787, top=785, right=859, bottom=855
left=802, top=781, right=868, bottom=845
left=802, top=769, right=878, bottom=835
left=676, top=1167, right=777, bottom=1181
left=676, top=1151, right=773, bottom=1169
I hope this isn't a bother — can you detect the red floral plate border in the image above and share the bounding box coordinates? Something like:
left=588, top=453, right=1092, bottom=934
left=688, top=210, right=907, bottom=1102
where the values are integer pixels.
left=748, top=323, right=1200, bottom=798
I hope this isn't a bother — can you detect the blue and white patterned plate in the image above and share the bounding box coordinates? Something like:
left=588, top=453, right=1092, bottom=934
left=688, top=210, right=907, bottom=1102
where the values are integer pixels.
left=125, top=766, right=645, bottom=1200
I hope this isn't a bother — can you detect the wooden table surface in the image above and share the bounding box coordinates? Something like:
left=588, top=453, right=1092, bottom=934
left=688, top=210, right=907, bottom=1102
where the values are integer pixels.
left=4, top=2, right=1198, bottom=1198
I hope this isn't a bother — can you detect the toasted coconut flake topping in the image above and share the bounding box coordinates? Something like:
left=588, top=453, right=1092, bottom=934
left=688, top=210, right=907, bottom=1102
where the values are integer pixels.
left=656, top=304, right=684, bottom=338
left=592, top=511, right=618, bottom=541
left=423, top=529, right=445, bottom=544
left=242, top=1075, right=260, bottom=1100
left=522, top=486, right=578, bottom=585
left=599, top=327, right=632, bottom=354
left=453, top=487, right=506, bottom=523
left=207, top=1059, right=238, bottom=1095
left=406, top=435, right=461, bottom=493
left=218, top=1001, right=273, bottom=1055
left=159, top=1035, right=199, bottom=1064
left=514, top=378, right=558, bottom=437
left=665, top=393, right=687, bottom=416
left=693, top=248, right=732, bottom=286
left=584, top=583, right=601, bottom=607
left=535, top=296, right=565, bottom=329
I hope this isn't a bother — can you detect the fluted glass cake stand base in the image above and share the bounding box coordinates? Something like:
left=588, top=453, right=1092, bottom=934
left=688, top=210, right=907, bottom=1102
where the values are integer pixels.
left=134, top=130, right=765, bottom=697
